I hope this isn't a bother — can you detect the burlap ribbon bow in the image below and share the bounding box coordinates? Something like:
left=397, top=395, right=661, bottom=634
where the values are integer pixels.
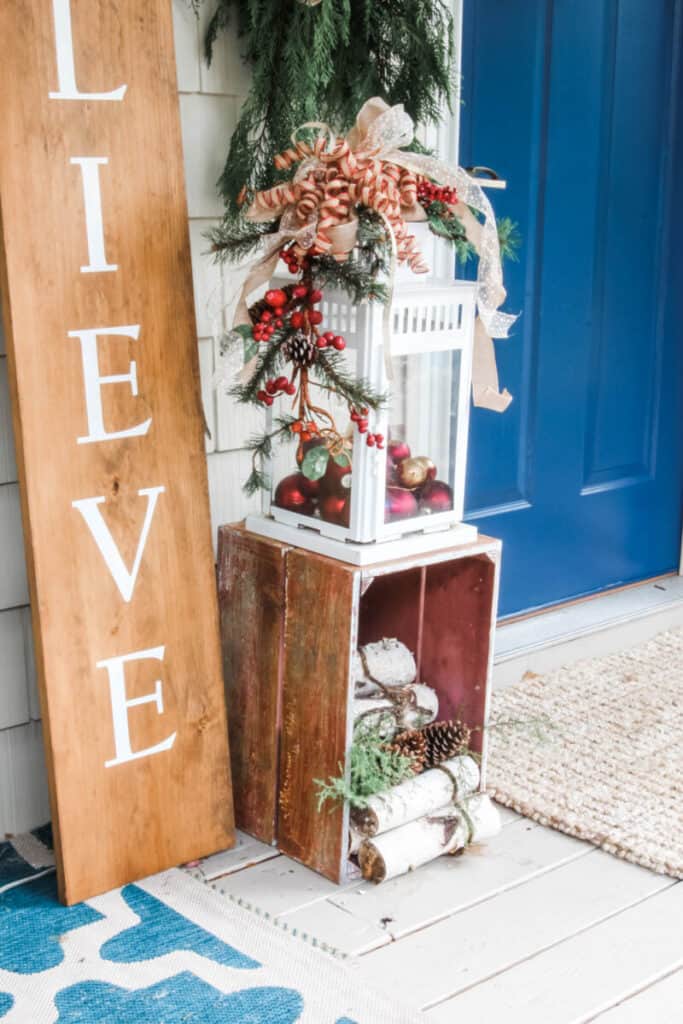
left=235, top=97, right=516, bottom=411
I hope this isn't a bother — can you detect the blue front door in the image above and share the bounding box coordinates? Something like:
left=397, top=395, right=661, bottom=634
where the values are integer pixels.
left=461, top=0, right=683, bottom=616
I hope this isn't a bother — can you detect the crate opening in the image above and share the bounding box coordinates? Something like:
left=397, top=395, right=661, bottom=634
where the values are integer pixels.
left=358, top=553, right=496, bottom=754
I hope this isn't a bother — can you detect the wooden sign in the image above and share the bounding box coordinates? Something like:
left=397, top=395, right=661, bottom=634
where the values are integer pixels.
left=0, top=0, right=234, bottom=903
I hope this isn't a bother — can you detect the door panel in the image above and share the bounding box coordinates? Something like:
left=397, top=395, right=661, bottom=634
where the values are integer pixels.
left=461, top=0, right=683, bottom=615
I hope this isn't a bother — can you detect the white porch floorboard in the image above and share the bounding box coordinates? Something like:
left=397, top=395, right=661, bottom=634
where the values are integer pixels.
left=197, top=813, right=683, bottom=1021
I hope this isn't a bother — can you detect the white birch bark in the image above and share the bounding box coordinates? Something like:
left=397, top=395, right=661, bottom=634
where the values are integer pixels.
left=350, top=755, right=480, bottom=837
left=357, top=793, right=501, bottom=883
left=353, top=683, right=439, bottom=736
left=359, top=638, right=417, bottom=688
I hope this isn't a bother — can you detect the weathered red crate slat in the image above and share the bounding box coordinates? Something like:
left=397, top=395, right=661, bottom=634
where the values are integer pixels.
left=218, top=522, right=501, bottom=883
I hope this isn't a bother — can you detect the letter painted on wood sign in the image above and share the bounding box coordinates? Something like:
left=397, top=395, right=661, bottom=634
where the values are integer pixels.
left=49, top=0, right=127, bottom=101
left=70, top=325, right=152, bottom=444
left=72, top=486, right=164, bottom=602
left=70, top=157, right=118, bottom=273
left=98, top=646, right=176, bottom=767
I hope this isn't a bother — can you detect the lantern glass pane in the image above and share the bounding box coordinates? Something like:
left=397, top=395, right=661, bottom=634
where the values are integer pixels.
left=385, top=350, right=461, bottom=523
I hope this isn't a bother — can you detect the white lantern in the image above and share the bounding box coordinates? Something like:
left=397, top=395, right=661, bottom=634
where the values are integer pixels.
left=246, top=271, right=478, bottom=564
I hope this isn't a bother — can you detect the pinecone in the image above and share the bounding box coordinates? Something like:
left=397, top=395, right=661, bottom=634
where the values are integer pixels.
left=384, top=729, right=426, bottom=774
left=283, top=330, right=317, bottom=367
left=421, top=719, right=471, bottom=768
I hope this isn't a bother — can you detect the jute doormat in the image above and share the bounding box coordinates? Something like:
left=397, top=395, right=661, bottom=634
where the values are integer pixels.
left=486, top=628, right=683, bottom=878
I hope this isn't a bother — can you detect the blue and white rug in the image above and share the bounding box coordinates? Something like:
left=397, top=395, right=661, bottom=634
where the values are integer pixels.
left=0, top=831, right=420, bottom=1023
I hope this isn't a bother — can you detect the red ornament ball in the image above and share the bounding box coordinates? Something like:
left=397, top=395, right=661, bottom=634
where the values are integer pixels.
left=319, top=493, right=350, bottom=527
left=419, top=480, right=454, bottom=514
left=274, top=473, right=315, bottom=516
left=308, top=309, right=324, bottom=325
left=265, top=288, right=287, bottom=308
left=385, top=487, right=418, bottom=521
left=299, top=475, right=321, bottom=499
left=290, top=311, right=305, bottom=328
left=387, top=440, right=411, bottom=464
left=321, top=455, right=352, bottom=496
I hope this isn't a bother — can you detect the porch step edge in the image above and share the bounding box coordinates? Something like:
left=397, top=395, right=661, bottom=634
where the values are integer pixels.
left=493, top=577, right=683, bottom=689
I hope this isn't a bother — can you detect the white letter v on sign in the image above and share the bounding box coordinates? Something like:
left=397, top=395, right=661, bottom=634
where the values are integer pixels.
left=72, top=487, right=165, bottom=603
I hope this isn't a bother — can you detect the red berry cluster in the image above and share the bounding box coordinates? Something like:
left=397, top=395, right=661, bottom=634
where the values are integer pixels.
left=289, top=283, right=325, bottom=329
left=252, top=289, right=287, bottom=342
left=417, top=181, right=458, bottom=206
left=252, top=282, right=347, bottom=354
left=256, top=375, right=296, bottom=406
left=317, top=330, right=346, bottom=351
left=279, top=245, right=310, bottom=275
left=350, top=408, right=384, bottom=448
left=290, top=419, right=319, bottom=442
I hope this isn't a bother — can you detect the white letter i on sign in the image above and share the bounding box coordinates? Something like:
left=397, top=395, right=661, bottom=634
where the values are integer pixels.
left=71, top=158, right=117, bottom=273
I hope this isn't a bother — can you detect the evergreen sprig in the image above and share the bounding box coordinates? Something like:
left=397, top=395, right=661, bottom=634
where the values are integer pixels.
left=314, top=727, right=417, bottom=811
left=425, top=202, right=522, bottom=265
left=230, top=332, right=288, bottom=404
left=243, top=414, right=297, bottom=495
left=208, top=217, right=278, bottom=263
left=198, top=0, right=456, bottom=211
left=495, top=217, right=522, bottom=264
left=310, top=255, right=388, bottom=305
left=314, top=350, right=385, bottom=412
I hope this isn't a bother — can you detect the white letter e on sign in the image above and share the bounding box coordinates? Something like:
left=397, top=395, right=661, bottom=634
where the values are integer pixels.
left=99, top=646, right=176, bottom=768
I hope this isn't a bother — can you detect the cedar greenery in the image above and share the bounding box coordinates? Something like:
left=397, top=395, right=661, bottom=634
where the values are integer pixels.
left=194, top=0, right=456, bottom=211
left=315, top=727, right=418, bottom=811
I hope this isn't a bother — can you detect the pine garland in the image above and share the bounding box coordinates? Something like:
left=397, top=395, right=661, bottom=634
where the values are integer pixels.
left=197, top=0, right=456, bottom=211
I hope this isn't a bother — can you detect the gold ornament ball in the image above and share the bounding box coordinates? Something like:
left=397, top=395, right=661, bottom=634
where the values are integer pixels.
left=397, top=455, right=437, bottom=489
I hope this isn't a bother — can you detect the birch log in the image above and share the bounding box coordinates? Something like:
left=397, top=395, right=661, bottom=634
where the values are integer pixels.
left=357, top=793, right=501, bottom=883
left=350, top=756, right=480, bottom=837
left=359, top=638, right=416, bottom=688
left=353, top=683, right=439, bottom=736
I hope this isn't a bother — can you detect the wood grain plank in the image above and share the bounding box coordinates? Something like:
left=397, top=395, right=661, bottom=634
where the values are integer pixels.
left=421, top=553, right=497, bottom=755
left=218, top=526, right=286, bottom=843
left=277, top=897, right=392, bottom=956
left=591, top=969, right=683, bottom=1022
left=329, top=815, right=591, bottom=939
left=423, top=881, right=683, bottom=1024
left=208, top=852, right=348, bottom=917
left=357, top=850, right=672, bottom=1011
left=279, top=548, right=358, bottom=881
left=0, top=0, right=233, bottom=902
left=187, top=830, right=280, bottom=882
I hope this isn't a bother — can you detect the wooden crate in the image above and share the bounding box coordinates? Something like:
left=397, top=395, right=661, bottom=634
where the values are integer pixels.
left=218, top=523, right=501, bottom=883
